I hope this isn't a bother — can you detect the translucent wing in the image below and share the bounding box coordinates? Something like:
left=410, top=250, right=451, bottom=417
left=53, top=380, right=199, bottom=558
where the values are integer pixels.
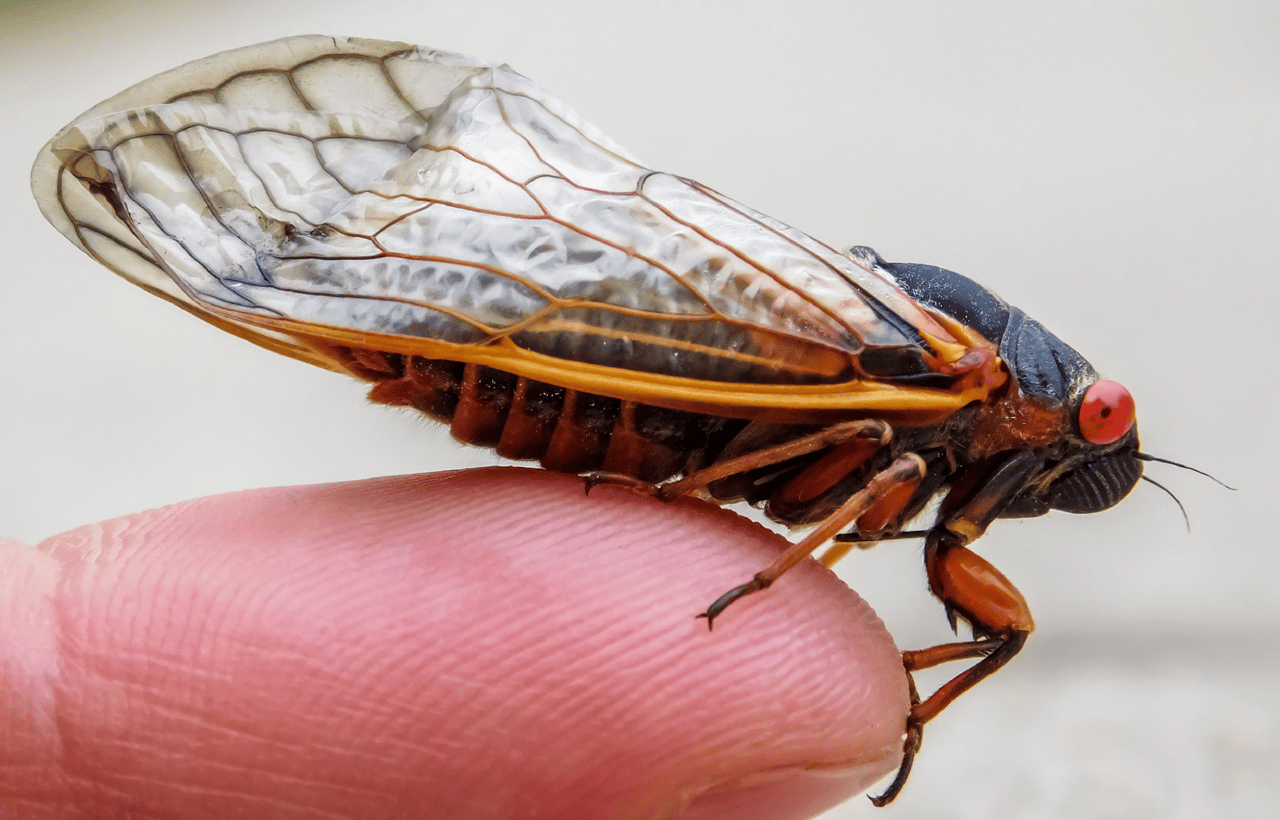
left=32, top=35, right=991, bottom=412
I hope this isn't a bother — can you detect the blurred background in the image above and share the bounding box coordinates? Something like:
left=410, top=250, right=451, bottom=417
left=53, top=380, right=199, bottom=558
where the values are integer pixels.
left=2, top=1, right=1276, bottom=816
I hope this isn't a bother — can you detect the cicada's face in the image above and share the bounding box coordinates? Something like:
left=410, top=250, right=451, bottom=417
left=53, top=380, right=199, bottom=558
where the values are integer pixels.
left=1031, top=380, right=1142, bottom=516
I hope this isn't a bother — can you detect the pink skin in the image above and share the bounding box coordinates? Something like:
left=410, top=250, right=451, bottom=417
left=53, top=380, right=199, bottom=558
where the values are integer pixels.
left=1, top=467, right=908, bottom=819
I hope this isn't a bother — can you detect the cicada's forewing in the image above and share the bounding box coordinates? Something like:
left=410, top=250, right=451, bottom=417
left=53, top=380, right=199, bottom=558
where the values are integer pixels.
left=33, top=35, right=999, bottom=417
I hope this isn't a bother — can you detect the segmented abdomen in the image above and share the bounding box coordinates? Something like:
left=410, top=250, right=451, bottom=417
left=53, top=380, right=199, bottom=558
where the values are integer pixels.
left=324, top=343, right=742, bottom=484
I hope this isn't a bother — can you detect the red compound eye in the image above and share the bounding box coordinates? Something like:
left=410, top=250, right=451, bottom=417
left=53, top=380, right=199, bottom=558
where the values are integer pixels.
left=1078, top=380, right=1135, bottom=445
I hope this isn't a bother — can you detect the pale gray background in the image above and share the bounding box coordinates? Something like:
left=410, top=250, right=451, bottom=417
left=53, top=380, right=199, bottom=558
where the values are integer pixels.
left=2, top=1, right=1276, bottom=817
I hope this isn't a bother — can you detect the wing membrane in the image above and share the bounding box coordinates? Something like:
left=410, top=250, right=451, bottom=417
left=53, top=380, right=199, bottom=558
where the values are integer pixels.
left=33, top=35, right=988, bottom=406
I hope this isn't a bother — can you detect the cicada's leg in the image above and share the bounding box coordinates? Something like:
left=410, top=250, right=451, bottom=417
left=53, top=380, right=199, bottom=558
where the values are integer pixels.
left=914, top=529, right=1034, bottom=720
left=868, top=673, right=923, bottom=808
left=700, top=453, right=926, bottom=625
left=870, top=528, right=1034, bottom=806
left=583, top=418, right=890, bottom=499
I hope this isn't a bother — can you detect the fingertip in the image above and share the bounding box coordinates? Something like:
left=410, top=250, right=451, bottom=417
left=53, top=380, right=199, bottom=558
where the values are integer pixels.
left=26, top=467, right=908, bottom=819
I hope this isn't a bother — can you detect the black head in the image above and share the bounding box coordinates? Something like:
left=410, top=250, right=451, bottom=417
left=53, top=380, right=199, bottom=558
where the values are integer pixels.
left=858, top=248, right=1145, bottom=517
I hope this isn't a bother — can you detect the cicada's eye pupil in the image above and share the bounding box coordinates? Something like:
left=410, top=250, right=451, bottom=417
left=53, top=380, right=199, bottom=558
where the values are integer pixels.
left=1078, top=380, right=1136, bottom=445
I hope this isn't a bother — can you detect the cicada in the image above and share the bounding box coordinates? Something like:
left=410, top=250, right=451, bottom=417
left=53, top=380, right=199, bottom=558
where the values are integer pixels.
left=33, top=35, right=1146, bottom=804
